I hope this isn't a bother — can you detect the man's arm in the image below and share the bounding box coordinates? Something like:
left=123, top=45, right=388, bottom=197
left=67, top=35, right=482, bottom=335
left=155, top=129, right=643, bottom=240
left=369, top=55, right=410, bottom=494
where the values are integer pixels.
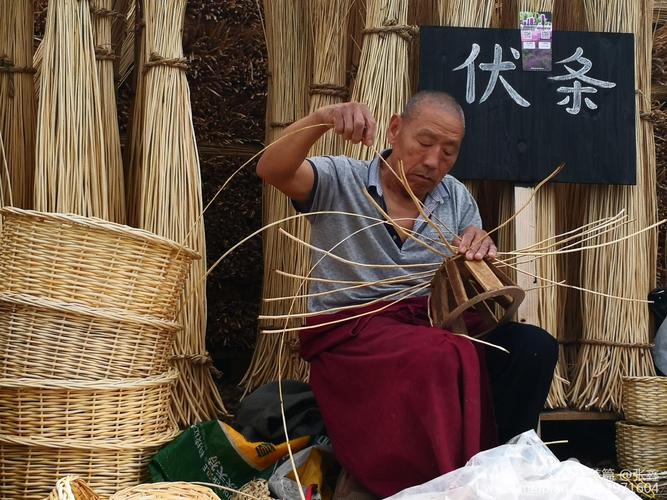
left=256, top=102, right=376, bottom=203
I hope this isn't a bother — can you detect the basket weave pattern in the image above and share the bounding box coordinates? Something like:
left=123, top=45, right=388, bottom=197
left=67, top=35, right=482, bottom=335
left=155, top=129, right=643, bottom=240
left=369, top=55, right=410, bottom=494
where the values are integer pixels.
left=0, top=208, right=194, bottom=498
left=0, top=432, right=177, bottom=498
left=621, top=376, right=667, bottom=426
left=0, top=207, right=199, bottom=320
left=616, top=421, right=667, bottom=470
left=0, top=370, right=177, bottom=442
left=0, top=293, right=180, bottom=380
left=110, top=481, right=220, bottom=499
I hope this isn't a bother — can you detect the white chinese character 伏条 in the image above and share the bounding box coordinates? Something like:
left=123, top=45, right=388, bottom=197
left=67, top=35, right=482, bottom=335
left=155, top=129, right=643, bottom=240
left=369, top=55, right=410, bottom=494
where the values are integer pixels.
left=453, top=43, right=530, bottom=108
left=548, top=47, right=616, bottom=115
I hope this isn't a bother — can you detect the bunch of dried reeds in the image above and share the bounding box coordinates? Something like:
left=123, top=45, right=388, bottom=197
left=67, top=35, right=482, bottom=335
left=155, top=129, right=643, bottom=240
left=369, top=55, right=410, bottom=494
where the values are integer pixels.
left=654, top=24, right=667, bottom=101
left=0, top=132, right=9, bottom=210
left=344, top=0, right=417, bottom=160
left=241, top=0, right=313, bottom=392
left=129, top=0, right=225, bottom=424
left=568, top=0, right=658, bottom=412
left=113, top=0, right=135, bottom=87
left=0, top=0, right=35, bottom=209
left=309, top=0, right=352, bottom=155
left=92, top=0, right=125, bottom=223
left=34, top=0, right=109, bottom=219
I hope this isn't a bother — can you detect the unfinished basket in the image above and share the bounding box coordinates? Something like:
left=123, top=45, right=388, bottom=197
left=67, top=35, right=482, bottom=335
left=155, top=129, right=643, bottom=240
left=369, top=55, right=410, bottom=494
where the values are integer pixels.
left=0, top=370, right=178, bottom=443
left=110, top=482, right=219, bottom=499
left=0, top=430, right=178, bottom=500
left=616, top=421, right=667, bottom=471
left=622, top=376, right=667, bottom=426
left=430, top=256, right=525, bottom=336
left=0, top=292, right=180, bottom=380
left=0, top=207, right=199, bottom=320
left=48, top=476, right=102, bottom=500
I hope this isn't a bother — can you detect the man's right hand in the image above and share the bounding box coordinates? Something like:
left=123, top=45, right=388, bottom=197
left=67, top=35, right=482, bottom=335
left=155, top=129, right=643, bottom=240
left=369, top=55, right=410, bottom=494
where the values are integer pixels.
left=317, top=102, right=377, bottom=147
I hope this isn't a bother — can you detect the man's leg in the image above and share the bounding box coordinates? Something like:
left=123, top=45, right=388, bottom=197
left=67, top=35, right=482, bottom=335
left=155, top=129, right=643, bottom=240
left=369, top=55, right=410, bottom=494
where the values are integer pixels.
left=483, top=322, right=558, bottom=444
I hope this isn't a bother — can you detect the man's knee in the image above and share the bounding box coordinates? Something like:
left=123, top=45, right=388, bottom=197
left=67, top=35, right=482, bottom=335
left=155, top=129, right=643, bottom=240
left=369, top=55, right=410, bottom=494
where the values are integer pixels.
left=487, top=322, right=558, bottom=367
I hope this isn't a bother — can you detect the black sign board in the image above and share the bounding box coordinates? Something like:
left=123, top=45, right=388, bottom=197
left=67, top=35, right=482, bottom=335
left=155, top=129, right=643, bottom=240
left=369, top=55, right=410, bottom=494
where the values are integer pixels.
left=419, top=27, right=636, bottom=185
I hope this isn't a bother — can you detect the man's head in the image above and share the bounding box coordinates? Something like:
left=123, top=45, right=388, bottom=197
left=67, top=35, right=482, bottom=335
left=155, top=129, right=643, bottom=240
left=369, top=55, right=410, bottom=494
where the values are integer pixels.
left=386, top=91, right=465, bottom=200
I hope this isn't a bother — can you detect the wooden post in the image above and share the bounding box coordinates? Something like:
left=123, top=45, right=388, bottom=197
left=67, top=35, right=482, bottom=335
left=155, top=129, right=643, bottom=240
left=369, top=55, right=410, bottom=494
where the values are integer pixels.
left=514, top=186, right=539, bottom=325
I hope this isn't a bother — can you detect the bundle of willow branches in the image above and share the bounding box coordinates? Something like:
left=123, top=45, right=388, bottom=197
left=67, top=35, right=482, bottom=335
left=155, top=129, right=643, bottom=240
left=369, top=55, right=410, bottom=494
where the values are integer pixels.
left=568, top=0, right=658, bottom=412
left=129, top=0, right=225, bottom=424
left=92, top=0, right=125, bottom=223
left=344, top=0, right=416, bottom=160
left=34, top=0, right=109, bottom=219
left=0, top=0, right=35, bottom=210
left=241, top=0, right=313, bottom=392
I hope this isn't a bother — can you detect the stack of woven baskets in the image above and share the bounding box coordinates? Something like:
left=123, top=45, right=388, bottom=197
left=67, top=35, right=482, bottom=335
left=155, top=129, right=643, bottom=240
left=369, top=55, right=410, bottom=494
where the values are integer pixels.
left=0, top=207, right=200, bottom=498
left=617, top=376, right=667, bottom=471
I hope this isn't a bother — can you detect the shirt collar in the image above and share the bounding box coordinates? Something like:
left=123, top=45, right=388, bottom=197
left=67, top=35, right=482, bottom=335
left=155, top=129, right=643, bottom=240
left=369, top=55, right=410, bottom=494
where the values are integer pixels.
left=367, top=148, right=451, bottom=203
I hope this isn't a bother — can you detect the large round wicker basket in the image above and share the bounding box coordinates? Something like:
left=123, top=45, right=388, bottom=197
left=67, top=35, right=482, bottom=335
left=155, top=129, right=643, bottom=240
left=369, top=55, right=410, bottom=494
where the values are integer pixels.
left=622, top=376, right=667, bottom=426
left=0, top=430, right=179, bottom=500
left=0, top=370, right=178, bottom=442
left=616, top=421, right=667, bottom=470
left=110, top=482, right=219, bottom=499
left=0, top=207, right=199, bottom=320
left=0, top=293, right=180, bottom=380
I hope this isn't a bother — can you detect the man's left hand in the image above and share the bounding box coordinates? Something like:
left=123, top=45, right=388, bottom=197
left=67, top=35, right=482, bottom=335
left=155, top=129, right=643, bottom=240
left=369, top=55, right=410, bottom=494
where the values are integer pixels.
left=455, top=226, right=497, bottom=261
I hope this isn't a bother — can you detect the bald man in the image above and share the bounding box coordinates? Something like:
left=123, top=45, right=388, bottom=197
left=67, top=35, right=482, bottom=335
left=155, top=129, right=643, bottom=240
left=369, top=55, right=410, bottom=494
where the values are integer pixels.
left=257, top=91, right=557, bottom=498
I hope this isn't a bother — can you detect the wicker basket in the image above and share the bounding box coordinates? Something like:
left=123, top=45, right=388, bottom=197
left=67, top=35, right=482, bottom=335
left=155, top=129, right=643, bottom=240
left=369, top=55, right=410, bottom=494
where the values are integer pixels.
left=0, top=370, right=178, bottom=442
left=622, top=376, right=667, bottom=426
left=110, top=482, right=219, bottom=499
left=0, top=293, right=180, bottom=380
left=48, top=476, right=102, bottom=500
left=0, top=207, right=199, bottom=321
left=616, top=421, right=667, bottom=470
left=0, top=430, right=179, bottom=500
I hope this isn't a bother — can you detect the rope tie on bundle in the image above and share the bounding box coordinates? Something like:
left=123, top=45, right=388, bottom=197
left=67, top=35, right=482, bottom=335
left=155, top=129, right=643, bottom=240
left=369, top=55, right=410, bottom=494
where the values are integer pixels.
left=309, top=83, right=349, bottom=99
left=362, top=21, right=419, bottom=43
left=0, top=57, right=36, bottom=98
left=95, top=47, right=118, bottom=61
left=143, top=52, right=188, bottom=73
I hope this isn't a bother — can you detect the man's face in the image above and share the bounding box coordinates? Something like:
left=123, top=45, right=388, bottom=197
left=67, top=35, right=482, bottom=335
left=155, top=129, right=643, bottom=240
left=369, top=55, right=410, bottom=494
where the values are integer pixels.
left=386, top=103, right=465, bottom=199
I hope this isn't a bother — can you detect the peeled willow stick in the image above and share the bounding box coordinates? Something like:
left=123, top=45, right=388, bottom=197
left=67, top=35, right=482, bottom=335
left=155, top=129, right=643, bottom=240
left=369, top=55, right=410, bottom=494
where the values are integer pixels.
left=92, top=0, right=125, bottom=223
left=241, top=0, right=313, bottom=392
left=113, top=0, right=135, bottom=87
left=0, top=0, right=35, bottom=209
left=0, top=131, right=10, bottom=211
left=34, top=0, right=109, bottom=219
left=345, top=0, right=416, bottom=160
left=131, top=0, right=225, bottom=424
left=568, top=0, right=658, bottom=412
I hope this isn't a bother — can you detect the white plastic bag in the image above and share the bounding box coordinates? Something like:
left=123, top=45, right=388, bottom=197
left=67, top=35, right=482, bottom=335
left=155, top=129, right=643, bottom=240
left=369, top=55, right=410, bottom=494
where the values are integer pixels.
left=387, top=430, right=640, bottom=500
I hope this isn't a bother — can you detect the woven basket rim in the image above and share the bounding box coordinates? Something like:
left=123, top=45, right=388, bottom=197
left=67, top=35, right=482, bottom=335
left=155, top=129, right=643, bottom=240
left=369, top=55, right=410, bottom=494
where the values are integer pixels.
left=616, top=421, right=667, bottom=430
left=0, top=207, right=201, bottom=260
left=0, top=368, right=179, bottom=389
left=622, top=375, right=667, bottom=383
left=0, top=425, right=181, bottom=450
left=110, top=482, right=219, bottom=499
left=0, top=292, right=182, bottom=331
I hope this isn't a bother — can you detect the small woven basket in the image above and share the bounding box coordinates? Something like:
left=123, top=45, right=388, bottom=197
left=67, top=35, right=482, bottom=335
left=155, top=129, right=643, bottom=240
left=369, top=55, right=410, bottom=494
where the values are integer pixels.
left=0, top=430, right=178, bottom=500
left=48, top=476, right=102, bottom=500
left=616, top=421, right=667, bottom=470
left=622, top=376, right=667, bottom=426
left=0, top=207, right=199, bottom=321
left=0, top=370, right=178, bottom=442
left=0, top=293, right=180, bottom=380
left=110, top=482, right=219, bottom=499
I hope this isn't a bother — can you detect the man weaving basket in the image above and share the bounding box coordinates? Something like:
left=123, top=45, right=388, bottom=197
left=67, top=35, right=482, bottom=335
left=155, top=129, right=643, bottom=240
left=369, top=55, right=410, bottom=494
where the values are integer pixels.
left=257, top=91, right=558, bottom=498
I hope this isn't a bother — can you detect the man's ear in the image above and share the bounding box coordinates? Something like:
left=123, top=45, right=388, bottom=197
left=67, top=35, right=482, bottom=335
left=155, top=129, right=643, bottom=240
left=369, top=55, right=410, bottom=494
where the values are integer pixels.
left=387, top=113, right=402, bottom=145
